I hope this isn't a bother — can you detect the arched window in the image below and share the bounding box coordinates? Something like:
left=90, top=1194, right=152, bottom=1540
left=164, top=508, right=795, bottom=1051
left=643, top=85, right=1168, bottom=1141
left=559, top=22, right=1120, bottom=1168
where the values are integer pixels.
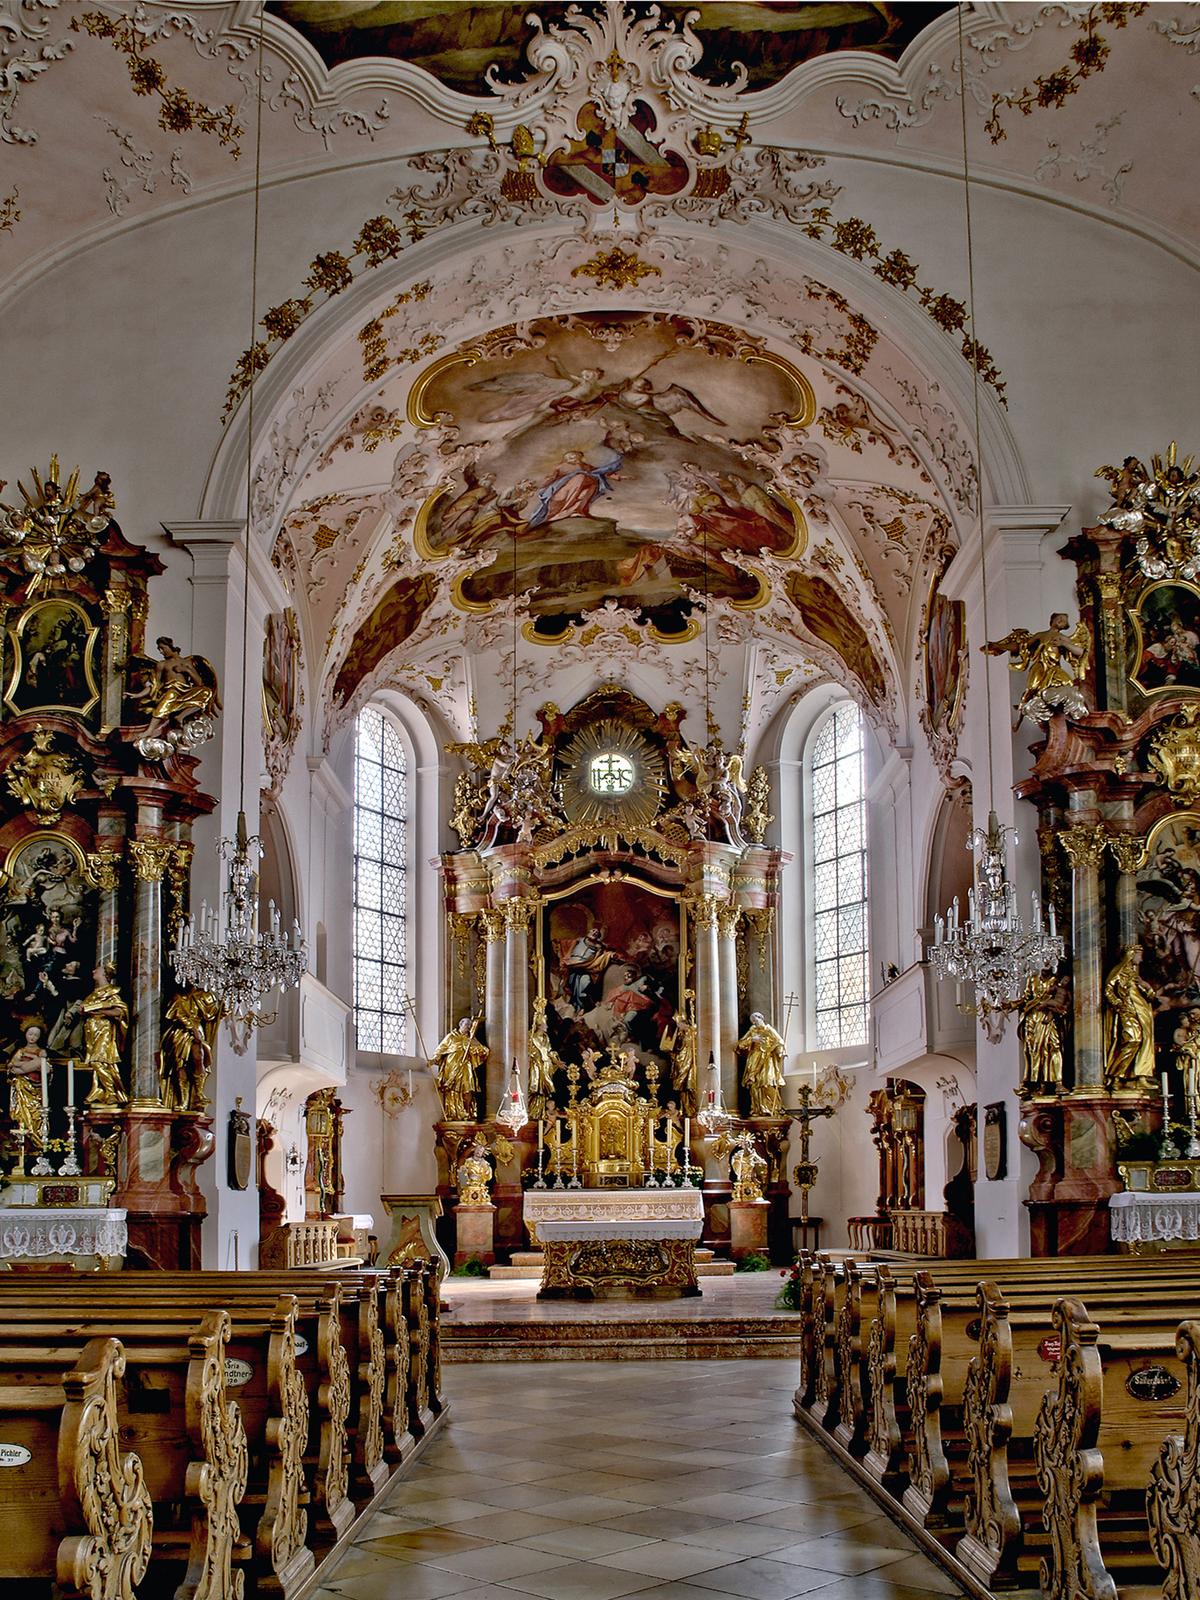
left=353, top=705, right=408, bottom=1053
left=808, top=702, right=869, bottom=1049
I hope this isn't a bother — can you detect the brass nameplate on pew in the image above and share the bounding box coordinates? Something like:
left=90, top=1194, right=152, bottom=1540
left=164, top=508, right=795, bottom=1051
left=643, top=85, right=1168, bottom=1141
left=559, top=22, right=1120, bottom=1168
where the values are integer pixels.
left=1038, top=1336, right=1062, bottom=1363
left=0, top=1444, right=32, bottom=1467
left=1126, top=1365, right=1180, bottom=1401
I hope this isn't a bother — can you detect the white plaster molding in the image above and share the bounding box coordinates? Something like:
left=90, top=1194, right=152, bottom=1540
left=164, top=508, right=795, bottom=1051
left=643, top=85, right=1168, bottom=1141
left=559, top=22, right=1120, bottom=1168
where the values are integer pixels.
left=306, top=752, right=352, bottom=815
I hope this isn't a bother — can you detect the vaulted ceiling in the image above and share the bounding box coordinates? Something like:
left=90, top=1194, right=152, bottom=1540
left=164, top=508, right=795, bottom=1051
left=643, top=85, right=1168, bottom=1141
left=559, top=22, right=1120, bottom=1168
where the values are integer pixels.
left=3, top=1, right=1197, bottom=755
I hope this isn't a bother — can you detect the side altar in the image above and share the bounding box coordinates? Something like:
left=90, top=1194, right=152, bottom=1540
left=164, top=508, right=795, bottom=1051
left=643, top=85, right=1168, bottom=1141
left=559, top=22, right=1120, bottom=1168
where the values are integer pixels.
left=431, top=686, right=794, bottom=1264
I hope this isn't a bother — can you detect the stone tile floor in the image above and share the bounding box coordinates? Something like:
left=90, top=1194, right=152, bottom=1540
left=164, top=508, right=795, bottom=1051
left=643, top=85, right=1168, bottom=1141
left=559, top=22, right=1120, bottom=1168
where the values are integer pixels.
left=314, top=1360, right=966, bottom=1600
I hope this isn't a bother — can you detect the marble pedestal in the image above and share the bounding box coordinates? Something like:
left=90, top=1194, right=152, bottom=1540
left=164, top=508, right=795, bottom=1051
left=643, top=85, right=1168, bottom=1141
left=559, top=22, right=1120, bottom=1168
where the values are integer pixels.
left=454, top=1203, right=497, bottom=1267
left=729, top=1198, right=770, bottom=1261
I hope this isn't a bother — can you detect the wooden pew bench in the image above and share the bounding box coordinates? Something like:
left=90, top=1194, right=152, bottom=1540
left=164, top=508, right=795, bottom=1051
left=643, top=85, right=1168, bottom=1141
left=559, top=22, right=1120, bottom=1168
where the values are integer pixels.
left=0, top=1292, right=313, bottom=1600
left=1036, top=1296, right=1187, bottom=1600
left=0, top=1311, right=248, bottom=1600
left=0, top=1337, right=153, bottom=1600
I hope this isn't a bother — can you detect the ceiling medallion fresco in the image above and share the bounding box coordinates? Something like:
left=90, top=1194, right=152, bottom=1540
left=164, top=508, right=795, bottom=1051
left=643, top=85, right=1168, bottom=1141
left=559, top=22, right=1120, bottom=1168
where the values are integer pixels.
left=408, top=312, right=810, bottom=643
left=273, top=4, right=948, bottom=97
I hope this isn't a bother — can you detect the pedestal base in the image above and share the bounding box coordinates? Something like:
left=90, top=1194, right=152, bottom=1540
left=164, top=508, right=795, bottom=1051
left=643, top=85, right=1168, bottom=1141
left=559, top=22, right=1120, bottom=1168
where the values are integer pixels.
left=453, top=1203, right=496, bottom=1268
left=729, top=1198, right=770, bottom=1261
left=381, top=1193, right=450, bottom=1279
left=1021, top=1091, right=1156, bottom=1255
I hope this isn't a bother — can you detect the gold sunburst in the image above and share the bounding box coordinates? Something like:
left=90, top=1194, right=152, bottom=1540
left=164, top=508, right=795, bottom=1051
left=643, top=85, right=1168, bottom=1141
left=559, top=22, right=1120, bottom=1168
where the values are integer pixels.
left=559, top=720, right=666, bottom=828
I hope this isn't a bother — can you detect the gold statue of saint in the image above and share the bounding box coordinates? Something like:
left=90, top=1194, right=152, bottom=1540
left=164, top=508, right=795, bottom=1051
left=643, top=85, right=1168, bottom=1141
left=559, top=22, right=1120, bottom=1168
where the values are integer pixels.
left=528, top=997, right=559, bottom=1119
left=1018, top=973, right=1070, bottom=1095
left=7, top=1023, right=49, bottom=1150
left=736, top=1011, right=786, bottom=1117
left=662, top=987, right=698, bottom=1115
left=79, top=963, right=129, bottom=1108
left=1175, top=1010, right=1200, bottom=1124
left=1103, top=945, right=1157, bottom=1090
left=430, top=1015, right=487, bottom=1122
left=984, top=613, right=1090, bottom=729
left=456, top=1139, right=493, bottom=1206
left=159, top=987, right=221, bottom=1111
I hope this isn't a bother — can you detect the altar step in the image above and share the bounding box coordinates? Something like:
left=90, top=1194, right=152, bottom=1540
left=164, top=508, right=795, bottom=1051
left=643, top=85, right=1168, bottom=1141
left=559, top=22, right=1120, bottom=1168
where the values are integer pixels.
left=443, top=1309, right=800, bottom=1362
left=489, top=1249, right=736, bottom=1281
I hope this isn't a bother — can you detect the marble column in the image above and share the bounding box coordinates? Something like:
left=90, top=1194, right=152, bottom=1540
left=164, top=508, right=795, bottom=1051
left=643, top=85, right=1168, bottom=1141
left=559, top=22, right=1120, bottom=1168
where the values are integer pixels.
left=446, top=912, right=477, bottom=1032
left=1060, top=815, right=1108, bottom=1089
left=481, top=908, right=507, bottom=1117
left=691, top=893, right=721, bottom=1089
left=1107, top=814, right=1145, bottom=955
left=503, top=900, right=533, bottom=1085
left=88, top=814, right=124, bottom=972
left=717, top=903, right=741, bottom=1106
left=128, top=830, right=173, bottom=1104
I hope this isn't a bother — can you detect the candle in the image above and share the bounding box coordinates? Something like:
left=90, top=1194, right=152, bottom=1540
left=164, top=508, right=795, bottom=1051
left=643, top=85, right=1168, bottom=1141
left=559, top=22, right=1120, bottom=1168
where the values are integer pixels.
left=40, top=1052, right=49, bottom=1110
left=537, top=1118, right=544, bottom=1154
left=1049, top=902, right=1057, bottom=939
left=407, top=1067, right=413, bottom=1097
left=1162, top=1071, right=1170, bottom=1105
left=683, top=1115, right=690, bottom=1155
left=67, top=1058, right=75, bottom=1109
left=556, top=1117, right=562, bottom=1150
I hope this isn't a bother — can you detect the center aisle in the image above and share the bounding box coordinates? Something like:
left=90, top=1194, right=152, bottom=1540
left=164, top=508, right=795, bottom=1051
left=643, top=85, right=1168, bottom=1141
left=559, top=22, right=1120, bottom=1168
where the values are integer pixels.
left=313, top=1359, right=965, bottom=1600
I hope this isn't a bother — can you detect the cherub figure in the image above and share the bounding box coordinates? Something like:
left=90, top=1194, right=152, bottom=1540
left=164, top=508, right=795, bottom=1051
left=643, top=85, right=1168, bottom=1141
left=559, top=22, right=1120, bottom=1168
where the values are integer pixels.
left=984, top=613, right=1090, bottom=729
left=128, top=637, right=221, bottom=759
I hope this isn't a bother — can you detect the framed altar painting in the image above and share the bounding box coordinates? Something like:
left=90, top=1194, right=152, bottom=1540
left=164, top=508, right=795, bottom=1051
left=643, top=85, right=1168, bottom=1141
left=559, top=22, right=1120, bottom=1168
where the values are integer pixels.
left=4, top=597, right=99, bottom=718
left=1137, top=809, right=1200, bottom=1022
left=1128, top=580, right=1200, bottom=697
left=540, top=878, right=684, bottom=1086
left=0, top=831, right=95, bottom=1060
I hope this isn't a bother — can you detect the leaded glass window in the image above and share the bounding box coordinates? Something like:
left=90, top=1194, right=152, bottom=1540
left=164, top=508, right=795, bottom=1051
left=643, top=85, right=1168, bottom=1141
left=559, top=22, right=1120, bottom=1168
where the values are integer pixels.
left=354, top=706, right=408, bottom=1053
left=809, top=703, right=869, bottom=1049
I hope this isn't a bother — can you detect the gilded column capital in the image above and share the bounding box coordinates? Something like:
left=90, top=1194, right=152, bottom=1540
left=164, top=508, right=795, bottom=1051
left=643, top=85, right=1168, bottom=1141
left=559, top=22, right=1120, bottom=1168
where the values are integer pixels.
left=448, top=911, right=477, bottom=941
left=85, top=846, right=122, bottom=892
left=502, top=898, right=536, bottom=932
left=1107, top=832, right=1148, bottom=874
left=688, top=892, right=721, bottom=930
left=101, top=586, right=132, bottom=616
left=480, top=907, right=507, bottom=943
left=128, top=838, right=175, bottom=882
left=1059, top=824, right=1107, bottom=871
left=716, top=903, right=742, bottom=940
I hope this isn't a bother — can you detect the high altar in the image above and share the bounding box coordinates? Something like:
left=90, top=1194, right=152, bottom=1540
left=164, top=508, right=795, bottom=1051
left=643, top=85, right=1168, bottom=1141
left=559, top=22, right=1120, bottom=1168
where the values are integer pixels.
left=429, top=686, right=792, bottom=1268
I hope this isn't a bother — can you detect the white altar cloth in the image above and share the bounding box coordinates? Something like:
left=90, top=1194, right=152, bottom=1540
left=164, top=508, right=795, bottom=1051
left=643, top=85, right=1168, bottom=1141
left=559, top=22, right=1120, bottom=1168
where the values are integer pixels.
left=1109, top=1190, right=1200, bottom=1244
left=524, top=1187, right=703, bottom=1242
left=0, top=1207, right=128, bottom=1260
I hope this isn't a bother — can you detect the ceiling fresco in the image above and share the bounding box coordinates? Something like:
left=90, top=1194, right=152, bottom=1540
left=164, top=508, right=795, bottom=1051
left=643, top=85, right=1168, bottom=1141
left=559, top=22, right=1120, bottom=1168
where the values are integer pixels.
left=409, top=312, right=809, bottom=642
left=269, top=3, right=948, bottom=94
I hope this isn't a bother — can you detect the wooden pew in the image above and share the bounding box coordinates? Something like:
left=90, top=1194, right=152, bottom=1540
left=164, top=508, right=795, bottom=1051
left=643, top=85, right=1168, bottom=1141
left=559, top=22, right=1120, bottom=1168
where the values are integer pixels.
left=0, top=1292, right=314, bottom=1599
left=1035, top=1296, right=1185, bottom=1600
left=1147, top=1318, right=1200, bottom=1599
left=0, top=1336, right=153, bottom=1600
left=0, top=1309, right=248, bottom=1600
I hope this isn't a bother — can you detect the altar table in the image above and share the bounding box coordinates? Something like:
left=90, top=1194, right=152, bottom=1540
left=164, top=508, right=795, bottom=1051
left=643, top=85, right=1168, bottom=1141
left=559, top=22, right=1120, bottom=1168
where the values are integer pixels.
left=1109, top=1190, right=1200, bottom=1248
left=0, top=1207, right=127, bottom=1269
left=523, top=1187, right=704, bottom=1298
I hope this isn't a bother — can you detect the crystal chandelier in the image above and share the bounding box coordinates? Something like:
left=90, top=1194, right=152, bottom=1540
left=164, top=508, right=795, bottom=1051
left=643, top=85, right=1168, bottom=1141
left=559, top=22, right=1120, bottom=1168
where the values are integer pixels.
left=927, top=13, right=1062, bottom=1017
left=930, top=811, right=1062, bottom=1016
left=170, top=17, right=305, bottom=1053
left=496, top=1057, right=528, bottom=1134
left=172, top=812, right=306, bottom=1054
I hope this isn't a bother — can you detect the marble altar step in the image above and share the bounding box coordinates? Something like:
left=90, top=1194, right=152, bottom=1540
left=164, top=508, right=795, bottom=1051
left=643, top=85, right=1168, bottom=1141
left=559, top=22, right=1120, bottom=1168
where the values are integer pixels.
left=443, top=1308, right=799, bottom=1360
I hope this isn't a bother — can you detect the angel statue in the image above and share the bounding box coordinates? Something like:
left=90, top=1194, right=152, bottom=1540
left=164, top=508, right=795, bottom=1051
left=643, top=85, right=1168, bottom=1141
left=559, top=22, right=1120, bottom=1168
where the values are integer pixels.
left=128, top=636, right=221, bottom=761
left=670, top=740, right=747, bottom=845
left=983, top=613, right=1090, bottom=729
